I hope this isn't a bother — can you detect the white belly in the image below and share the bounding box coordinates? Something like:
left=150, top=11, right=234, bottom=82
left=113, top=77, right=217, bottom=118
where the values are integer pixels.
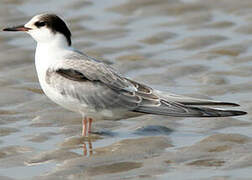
left=40, top=75, right=85, bottom=111
left=38, top=76, right=127, bottom=120
left=40, top=79, right=140, bottom=120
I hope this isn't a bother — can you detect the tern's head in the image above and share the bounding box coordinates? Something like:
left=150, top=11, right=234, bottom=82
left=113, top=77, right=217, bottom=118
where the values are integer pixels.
left=3, top=14, right=72, bottom=46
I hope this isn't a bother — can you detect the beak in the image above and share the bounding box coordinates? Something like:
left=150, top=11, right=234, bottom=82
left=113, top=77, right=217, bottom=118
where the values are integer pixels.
left=2, top=25, right=31, bottom=32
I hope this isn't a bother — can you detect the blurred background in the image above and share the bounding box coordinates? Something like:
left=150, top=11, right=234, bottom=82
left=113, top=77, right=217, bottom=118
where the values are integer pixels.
left=0, top=0, right=251, bottom=179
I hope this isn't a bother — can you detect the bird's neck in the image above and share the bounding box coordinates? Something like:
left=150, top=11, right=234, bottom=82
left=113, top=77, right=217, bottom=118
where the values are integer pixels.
left=36, top=34, right=73, bottom=61
left=35, top=36, right=73, bottom=77
left=37, top=34, right=71, bottom=51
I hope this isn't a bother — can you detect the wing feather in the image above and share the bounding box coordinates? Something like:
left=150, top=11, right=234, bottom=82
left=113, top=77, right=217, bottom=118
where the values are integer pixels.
left=156, top=91, right=240, bottom=107
left=56, top=55, right=136, bottom=92
left=45, top=51, right=246, bottom=117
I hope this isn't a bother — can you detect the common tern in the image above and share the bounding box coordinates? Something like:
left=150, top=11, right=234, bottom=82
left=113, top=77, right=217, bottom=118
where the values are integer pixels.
left=3, top=14, right=247, bottom=136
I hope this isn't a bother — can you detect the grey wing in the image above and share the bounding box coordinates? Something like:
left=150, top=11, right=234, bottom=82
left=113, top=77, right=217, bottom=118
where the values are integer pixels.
left=59, top=53, right=137, bottom=92
left=46, top=69, right=191, bottom=115
left=49, top=52, right=246, bottom=117
left=46, top=70, right=140, bottom=110
left=51, top=52, right=193, bottom=113
left=126, top=79, right=246, bottom=117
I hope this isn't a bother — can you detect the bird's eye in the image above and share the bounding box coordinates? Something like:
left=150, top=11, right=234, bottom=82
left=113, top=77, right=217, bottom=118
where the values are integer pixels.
left=35, top=21, right=46, bottom=27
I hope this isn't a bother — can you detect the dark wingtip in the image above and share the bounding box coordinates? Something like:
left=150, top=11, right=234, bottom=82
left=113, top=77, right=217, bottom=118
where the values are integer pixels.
left=189, top=106, right=247, bottom=117
left=231, top=110, right=247, bottom=116
left=182, top=101, right=240, bottom=107
left=221, top=102, right=240, bottom=107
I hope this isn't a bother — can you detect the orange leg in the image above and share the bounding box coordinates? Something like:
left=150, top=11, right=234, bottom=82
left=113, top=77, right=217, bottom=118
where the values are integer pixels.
left=82, top=117, right=88, bottom=136
left=88, top=118, right=93, bottom=134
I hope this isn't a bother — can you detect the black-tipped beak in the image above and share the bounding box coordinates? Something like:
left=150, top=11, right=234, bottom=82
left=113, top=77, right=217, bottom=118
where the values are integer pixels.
left=2, top=25, right=31, bottom=32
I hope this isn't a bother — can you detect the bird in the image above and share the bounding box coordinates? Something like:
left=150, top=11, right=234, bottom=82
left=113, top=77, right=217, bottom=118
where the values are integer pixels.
left=3, top=13, right=247, bottom=136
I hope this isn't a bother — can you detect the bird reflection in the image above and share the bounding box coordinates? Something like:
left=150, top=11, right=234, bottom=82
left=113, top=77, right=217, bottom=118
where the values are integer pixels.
left=81, top=130, right=115, bottom=156
left=82, top=138, right=93, bottom=156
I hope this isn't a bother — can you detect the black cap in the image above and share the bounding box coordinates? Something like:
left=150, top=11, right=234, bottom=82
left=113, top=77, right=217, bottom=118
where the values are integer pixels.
left=36, top=14, right=72, bottom=46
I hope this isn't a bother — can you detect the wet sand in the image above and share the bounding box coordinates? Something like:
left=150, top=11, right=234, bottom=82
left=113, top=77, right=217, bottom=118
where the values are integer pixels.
left=0, top=0, right=251, bottom=179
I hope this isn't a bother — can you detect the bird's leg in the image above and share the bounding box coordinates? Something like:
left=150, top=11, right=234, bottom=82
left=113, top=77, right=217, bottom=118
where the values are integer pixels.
left=88, top=118, right=93, bottom=134
left=82, top=117, right=88, bottom=136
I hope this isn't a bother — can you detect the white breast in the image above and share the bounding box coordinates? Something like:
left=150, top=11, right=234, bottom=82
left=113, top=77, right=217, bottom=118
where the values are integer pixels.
left=35, top=43, right=85, bottom=113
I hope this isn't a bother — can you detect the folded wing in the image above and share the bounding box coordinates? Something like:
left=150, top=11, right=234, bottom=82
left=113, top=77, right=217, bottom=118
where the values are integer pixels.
left=47, top=52, right=247, bottom=117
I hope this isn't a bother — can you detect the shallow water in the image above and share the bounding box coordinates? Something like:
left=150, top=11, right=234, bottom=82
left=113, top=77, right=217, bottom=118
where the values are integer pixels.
left=0, top=0, right=252, bottom=179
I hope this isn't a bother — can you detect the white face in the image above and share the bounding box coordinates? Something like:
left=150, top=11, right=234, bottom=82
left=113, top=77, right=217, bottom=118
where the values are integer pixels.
left=24, top=14, right=56, bottom=43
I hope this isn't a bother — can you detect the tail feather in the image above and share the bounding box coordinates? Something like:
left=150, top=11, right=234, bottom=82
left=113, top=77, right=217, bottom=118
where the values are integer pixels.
left=156, top=91, right=240, bottom=107
left=187, top=106, right=247, bottom=117
left=134, top=99, right=247, bottom=118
